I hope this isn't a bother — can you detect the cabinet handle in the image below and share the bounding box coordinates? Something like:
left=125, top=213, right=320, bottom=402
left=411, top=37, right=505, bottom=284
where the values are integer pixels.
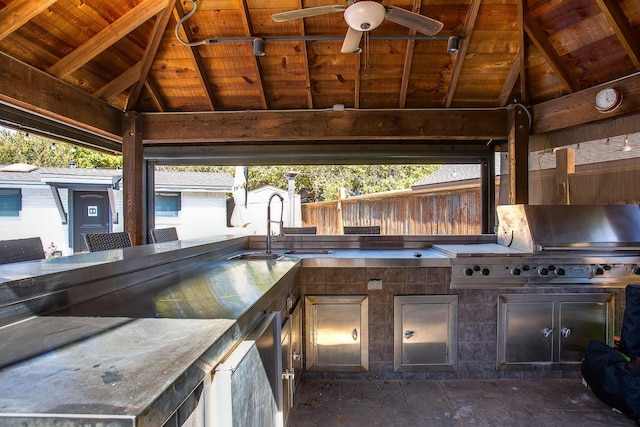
left=404, top=330, right=415, bottom=339
left=561, top=327, right=571, bottom=338
left=542, top=327, right=553, bottom=338
left=352, top=329, right=358, bottom=341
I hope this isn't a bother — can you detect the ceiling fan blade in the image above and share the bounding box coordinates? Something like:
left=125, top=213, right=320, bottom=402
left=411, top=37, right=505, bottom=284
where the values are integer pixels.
left=384, top=5, right=444, bottom=36
left=341, top=27, right=363, bottom=53
left=272, top=5, right=347, bottom=22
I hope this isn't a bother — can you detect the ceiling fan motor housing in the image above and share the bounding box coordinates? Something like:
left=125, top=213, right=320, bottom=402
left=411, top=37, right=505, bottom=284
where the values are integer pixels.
left=344, top=1, right=386, bottom=31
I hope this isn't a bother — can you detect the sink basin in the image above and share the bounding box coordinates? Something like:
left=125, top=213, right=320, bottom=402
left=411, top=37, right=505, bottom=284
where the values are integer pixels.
left=284, top=250, right=334, bottom=255
left=229, top=252, right=281, bottom=260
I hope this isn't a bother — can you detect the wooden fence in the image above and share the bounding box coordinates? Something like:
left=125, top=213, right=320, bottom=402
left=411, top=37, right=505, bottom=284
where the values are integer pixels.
left=301, top=183, right=487, bottom=235
left=301, top=155, right=640, bottom=235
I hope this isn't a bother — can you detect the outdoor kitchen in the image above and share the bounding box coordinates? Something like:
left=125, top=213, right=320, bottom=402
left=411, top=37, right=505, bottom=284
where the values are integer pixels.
left=0, top=202, right=637, bottom=425
left=1, top=0, right=640, bottom=426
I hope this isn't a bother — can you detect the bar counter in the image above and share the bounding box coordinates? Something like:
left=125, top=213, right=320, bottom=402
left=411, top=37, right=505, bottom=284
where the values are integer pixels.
left=0, top=234, right=474, bottom=425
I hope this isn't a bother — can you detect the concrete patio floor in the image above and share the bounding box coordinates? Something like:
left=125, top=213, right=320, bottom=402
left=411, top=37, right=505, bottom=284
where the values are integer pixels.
left=287, top=378, right=636, bottom=426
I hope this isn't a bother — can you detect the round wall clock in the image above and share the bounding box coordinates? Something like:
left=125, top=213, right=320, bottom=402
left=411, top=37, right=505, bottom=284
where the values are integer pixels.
left=595, top=87, right=622, bottom=112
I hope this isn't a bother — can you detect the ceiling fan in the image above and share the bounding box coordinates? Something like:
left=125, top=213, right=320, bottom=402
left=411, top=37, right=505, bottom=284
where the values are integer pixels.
left=271, top=0, right=444, bottom=53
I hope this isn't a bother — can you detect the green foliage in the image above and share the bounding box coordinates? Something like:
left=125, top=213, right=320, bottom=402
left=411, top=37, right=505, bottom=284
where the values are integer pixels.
left=0, top=130, right=122, bottom=169
left=247, top=164, right=440, bottom=202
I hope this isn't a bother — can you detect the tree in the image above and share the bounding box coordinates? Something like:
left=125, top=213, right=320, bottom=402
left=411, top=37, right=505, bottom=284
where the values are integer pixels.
left=247, top=164, right=440, bottom=202
left=0, top=129, right=123, bottom=169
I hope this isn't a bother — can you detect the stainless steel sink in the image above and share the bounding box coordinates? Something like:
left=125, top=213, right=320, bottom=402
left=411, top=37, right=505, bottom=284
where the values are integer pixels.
left=284, top=250, right=334, bottom=255
left=228, top=252, right=281, bottom=260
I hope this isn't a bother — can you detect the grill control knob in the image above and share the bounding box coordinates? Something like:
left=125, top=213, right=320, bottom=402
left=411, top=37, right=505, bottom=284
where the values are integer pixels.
left=554, top=267, right=566, bottom=276
left=538, top=267, right=549, bottom=276
left=593, top=266, right=604, bottom=276
left=632, top=266, right=640, bottom=275
left=481, top=267, right=490, bottom=276
left=464, top=268, right=474, bottom=276
left=511, top=267, right=521, bottom=276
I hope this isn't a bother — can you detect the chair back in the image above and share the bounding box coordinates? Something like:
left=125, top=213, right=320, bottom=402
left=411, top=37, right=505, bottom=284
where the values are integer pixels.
left=149, top=227, right=179, bottom=243
left=83, top=232, right=132, bottom=252
left=343, top=225, right=381, bottom=235
left=0, top=237, right=45, bottom=264
left=283, top=226, right=317, bottom=235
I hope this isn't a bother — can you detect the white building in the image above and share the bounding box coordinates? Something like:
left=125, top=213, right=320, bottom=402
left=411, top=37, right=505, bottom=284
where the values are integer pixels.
left=0, top=164, right=234, bottom=255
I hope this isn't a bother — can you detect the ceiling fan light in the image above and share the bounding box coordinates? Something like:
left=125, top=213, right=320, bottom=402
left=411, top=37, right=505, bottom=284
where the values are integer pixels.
left=344, top=1, right=386, bottom=32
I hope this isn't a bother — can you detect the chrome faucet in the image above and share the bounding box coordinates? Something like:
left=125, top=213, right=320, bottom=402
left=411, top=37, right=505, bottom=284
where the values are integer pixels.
left=266, top=193, right=284, bottom=253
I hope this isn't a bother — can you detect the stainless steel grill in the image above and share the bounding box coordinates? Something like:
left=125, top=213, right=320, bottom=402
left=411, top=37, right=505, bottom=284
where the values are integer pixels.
left=435, top=205, right=640, bottom=288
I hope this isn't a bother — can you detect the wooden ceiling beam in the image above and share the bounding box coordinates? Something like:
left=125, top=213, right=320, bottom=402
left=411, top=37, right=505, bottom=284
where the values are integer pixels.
left=499, top=55, right=521, bottom=107
left=523, top=10, right=580, bottom=93
left=239, top=0, right=267, bottom=110
left=531, top=73, right=640, bottom=134
left=126, top=0, right=174, bottom=111
left=140, top=109, right=508, bottom=143
left=0, top=0, right=57, bottom=42
left=398, top=0, right=421, bottom=108
left=173, top=1, right=216, bottom=111
left=595, top=0, right=640, bottom=70
left=297, top=0, right=313, bottom=109
left=445, top=0, right=481, bottom=108
left=354, top=52, right=361, bottom=109
left=0, top=51, right=122, bottom=141
left=144, top=79, right=168, bottom=112
left=517, top=0, right=527, bottom=104
left=48, top=0, right=167, bottom=78
left=94, top=62, right=142, bottom=100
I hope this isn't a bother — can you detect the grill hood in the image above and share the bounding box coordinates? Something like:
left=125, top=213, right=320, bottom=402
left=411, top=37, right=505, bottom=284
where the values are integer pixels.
left=496, top=204, right=640, bottom=253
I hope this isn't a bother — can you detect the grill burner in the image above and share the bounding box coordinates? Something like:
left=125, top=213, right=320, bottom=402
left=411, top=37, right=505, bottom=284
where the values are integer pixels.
left=435, top=205, right=640, bottom=288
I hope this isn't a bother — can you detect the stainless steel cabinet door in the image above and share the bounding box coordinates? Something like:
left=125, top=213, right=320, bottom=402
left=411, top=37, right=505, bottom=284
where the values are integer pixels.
left=503, top=301, right=554, bottom=364
left=305, top=295, right=368, bottom=372
left=394, top=295, right=458, bottom=371
left=559, top=301, right=608, bottom=362
left=498, top=293, right=614, bottom=370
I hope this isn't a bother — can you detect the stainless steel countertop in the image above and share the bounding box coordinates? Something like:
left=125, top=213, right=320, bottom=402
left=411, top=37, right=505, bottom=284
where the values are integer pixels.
left=0, top=317, right=238, bottom=427
left=279, top=249, right=451, bottom=267
left=0, top=235, right=247, bottom=284
left=0, top=235, right=460, bottom=425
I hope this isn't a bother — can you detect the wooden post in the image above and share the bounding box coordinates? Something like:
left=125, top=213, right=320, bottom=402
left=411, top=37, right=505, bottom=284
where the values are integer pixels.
left=122, top=111, right=145, bottom=245
left=508, top=104, right=530, bottom=204
left=555, top=147, right=575, bottom=205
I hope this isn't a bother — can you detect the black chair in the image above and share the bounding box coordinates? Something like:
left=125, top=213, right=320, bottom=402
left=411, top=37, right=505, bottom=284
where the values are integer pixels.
left=0, top=237, right=45, bottom=264
left=343, top=225, right=381, bottom=235
left=283, top=226, right=317, bottom=235
left=83, top=232, right=132, bottom=252
left=149, top=227, right=179, bottom=243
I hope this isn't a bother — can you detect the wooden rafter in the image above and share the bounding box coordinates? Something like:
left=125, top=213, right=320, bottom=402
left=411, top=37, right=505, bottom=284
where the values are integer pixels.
left=499, top=55, right=521, bottom=106
left=239, top=0, right=267, bottom=110
left=144, top=79, right=168, bottom=112
left=445, top=0, right=481, bottom=107
left=173, top=1, right=216, bottom=111
left=398, top=0, right=421, bottom=108
left=595, top=0, right=640, bottom=70
left=94, top=62, right=142, bottom=100
left=0, top=0, right=57, bottom=41
left=126, top=0, right=174, bottom=111
left=517, top=0, right=527, bottom=104
left=48, top=0, right=167, bottom=78
left=354, top=53, right=361, bottom=109
left=297, top=0, right=313, bottom=109
left=524, top=10, right=580, bottom=93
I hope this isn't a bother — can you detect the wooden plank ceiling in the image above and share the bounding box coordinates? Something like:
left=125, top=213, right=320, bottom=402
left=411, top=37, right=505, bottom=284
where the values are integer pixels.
left=0, top=0, right=639, bottom=115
